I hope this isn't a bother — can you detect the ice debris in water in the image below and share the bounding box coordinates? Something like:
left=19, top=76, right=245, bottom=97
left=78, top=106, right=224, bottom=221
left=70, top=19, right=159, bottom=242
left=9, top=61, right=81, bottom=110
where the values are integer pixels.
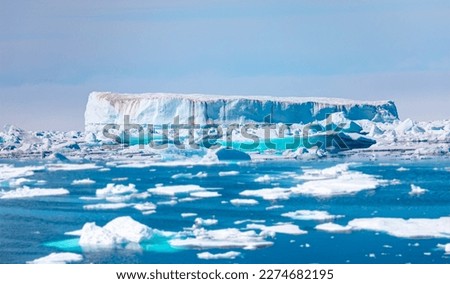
left=69, top=216, right=154, bottom=249
left=409, top=184, right=427, bottom=196
left=197, top=251, right=241, bottom=260
left=316, top=217, right=450, bottom=238
left=27, top=253, right=83, bottom=264
left=0, top=187, right=69, bottom=199
left=282, top=210, right=344, bottom=221
left=241, top=163, right=386, bottom=199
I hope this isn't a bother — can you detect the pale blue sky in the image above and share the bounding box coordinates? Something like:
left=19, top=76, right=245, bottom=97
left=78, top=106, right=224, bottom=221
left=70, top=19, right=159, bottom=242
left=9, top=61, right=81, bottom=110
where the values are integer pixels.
left=1, top=0, right=449, bottom=130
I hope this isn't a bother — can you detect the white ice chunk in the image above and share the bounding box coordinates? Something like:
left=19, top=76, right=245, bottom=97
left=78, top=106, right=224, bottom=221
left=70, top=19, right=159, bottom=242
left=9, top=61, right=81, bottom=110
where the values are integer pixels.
left=181, top=213, right=198, bottom=218
left=133, top=202, right=157, bottom=212
left=197, top=251, right=241, bottom=260
left=194, top=218, right=218, bottom=227
left=282, top=210, right=344, bottom=221
left=157, top=199, right=178, bottom=206
left=240, top=187, right=292, bottom=200
left=170, top=228, right=273, bottom=250
left=409, top=184, right=427, bottom=196
left=71, top=178, right=96, bottom=185
left=78, top=216, right=154, bottom=248
left=0, top=187, right=69, bottom=199
left=315, top=222, right=352, bottom=232
left=79, top=222, right=123, bottom=248
left=46, top=163, right=101, bottom=171
left=234, top=219, right=265, bottom=225
left=293, top=164, right=384, bottom=197
left=190, top=191, right=221, bottom=198
left=246, top=223, right=307, bottom=236
left=7, top=178, right=33, bottom=187
left=348, top=217, right=450, bottom=238
left=103, top=216, right=153, bottom=243
left=332, top=217, right=450, bottom=238
left=83, top=203, right=132, bottom=210
left=172, top=172, right=207, bottom=179
left=265, top=205, right=284, bottom=210
left=218, top=171, right=239, bottom=176
left=230, top=199, right=259, bottom=206
left=96, top=183, right=138, bottom=197
left=148, top=184, right=206, bottom=196
left=254, top=174, right=276, bottom=182
left=27, top=253, right=83, bottom=264
left=0, top=165, right=44, bottom=182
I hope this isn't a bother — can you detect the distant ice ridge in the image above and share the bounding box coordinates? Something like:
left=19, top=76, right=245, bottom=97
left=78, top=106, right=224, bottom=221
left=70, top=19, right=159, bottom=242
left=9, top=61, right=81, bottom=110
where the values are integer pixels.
left=1, top=94, right=449, bottom=161
left=85, top=92, right=398, bottom=132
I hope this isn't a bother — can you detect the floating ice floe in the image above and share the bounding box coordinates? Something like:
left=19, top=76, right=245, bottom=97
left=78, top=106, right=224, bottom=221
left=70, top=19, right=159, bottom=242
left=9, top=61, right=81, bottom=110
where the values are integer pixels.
left=266, top=205, right=284, bottom=210
left=234, top=219, right=265, bottom=225
left=0, top=164, right=44, bottom=182
left=148, top=185, right=206, bottom=196
left=71, top=178, right=96, bottom=185
left=181, top=213, right=198, bottom=218
left=293, top=163, right=385, bottom=197
left=75, top=216, right=154, bottom=248
left=157, top=199, right=178, bottom=206
left=197, top=251, right=241, bottom=260
left=241, top=163, right=385, bottom=199
left=83, top=203, right=133, bottom=210
left=170, top=228, right=273, bottom=250
left=246, top=223, right=307, bottom=236
left=240, top=187, right=292, bottom=200
left=254, top=175, right=277, bottom=182
left=282, top=210, right=344, bottom=221
left=172, top=172, right=207, bottom=179
left=194, top=218, right=218, bottom=227
left=178, top=197, right=198, bottom=203
left=96, top=183, right=138, bottom=197
left=218, top=171, right=239, bottom=176
left=316, top=217, right=450, bottom=238
left=105, top=192, right=150, bottom=203
left=27, top=253, right=83, bottom=264
left=0, top=186, right=69, bottom=199
left=46, top=163, right=102, bottom=171
left=115, top=162, right=154, bottom=168
left=409, top=184, right=428, bottom=196
left=133, top=202, right=157, bottom=212
left=2, top=177, right=34, bottom=187
left=230, top=199, right=259, bottom=206
left=315, top=222, right=352, bottom=233
left=190, top=191, right=221, bottom=198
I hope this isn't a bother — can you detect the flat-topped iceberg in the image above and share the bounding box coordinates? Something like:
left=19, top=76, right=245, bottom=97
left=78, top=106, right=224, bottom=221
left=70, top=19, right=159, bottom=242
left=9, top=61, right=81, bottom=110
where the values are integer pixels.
left=85, top=92, right=399, bottom=133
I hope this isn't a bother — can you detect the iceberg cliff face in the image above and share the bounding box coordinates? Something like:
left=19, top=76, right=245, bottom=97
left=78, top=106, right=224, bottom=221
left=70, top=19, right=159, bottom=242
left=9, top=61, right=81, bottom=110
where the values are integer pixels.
left=85, top=92, right=398, bottom=133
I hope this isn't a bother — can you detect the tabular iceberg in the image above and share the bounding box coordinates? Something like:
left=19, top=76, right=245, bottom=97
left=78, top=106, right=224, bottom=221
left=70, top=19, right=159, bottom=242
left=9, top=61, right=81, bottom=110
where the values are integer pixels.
left=85, top=92, right=398, bottom=133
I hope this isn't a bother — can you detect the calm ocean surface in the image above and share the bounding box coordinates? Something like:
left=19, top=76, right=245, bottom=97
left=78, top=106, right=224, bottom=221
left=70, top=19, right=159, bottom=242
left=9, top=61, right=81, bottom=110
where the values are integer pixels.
left=1, top=158, right=449, bottom=264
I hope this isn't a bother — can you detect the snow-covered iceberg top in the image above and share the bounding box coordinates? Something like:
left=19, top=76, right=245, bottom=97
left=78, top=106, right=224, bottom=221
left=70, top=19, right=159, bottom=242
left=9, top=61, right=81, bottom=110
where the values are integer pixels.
left=85, top=92, right=398, bottom=132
